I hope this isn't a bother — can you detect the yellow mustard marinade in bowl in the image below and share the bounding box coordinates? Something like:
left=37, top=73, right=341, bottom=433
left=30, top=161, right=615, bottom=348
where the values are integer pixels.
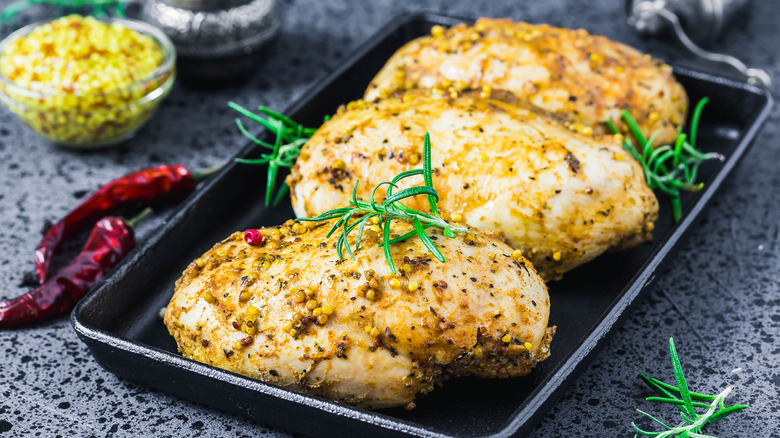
left=0, top=15, right=176, bottom=147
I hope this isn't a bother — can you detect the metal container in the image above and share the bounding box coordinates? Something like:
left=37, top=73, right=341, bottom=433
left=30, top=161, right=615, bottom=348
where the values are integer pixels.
left=625, top=0, right=770, bottom=88
left=159, top=0, right=248, bottom=11
left=626, top=0, right=750, bottom=46
left=142, top=0, right=282, bottom=86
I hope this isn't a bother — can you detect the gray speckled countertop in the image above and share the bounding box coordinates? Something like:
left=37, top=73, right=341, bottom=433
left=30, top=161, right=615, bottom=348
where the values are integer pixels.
left=1, top=0, right=779, bottom=437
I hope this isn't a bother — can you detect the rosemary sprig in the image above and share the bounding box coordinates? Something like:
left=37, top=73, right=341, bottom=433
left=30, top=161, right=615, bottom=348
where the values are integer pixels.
left=0, top=0, right=126, bottom=24
left=606, top=98, right=724, bottom=222
left=632, top=337, right=748, bottom=437
left=296, top=132, right=467, bottom=274
left=229, top=102, right=319, bottom=207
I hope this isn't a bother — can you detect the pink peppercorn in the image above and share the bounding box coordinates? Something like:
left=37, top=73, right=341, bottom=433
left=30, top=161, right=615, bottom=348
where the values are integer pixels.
left=244, top=229, right=263, bottom=245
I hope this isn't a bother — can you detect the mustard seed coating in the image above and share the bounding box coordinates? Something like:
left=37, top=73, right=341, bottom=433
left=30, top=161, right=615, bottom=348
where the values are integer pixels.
left=165, top=218, right=554, bottom=409
left=365, top=18, right=688, bottom=146
left=288, top=90, right=658, bottom=281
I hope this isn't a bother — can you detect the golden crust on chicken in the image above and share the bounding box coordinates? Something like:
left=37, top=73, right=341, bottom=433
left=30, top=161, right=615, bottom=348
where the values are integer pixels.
left=287, top=91, right=658, bottom=280
left=365, top=18, right=688, bottom=146
left=165, top=219, right=553, bottom=409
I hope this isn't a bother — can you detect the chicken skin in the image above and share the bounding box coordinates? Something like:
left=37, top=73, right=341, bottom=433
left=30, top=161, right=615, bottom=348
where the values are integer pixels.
left=287, top=91, right=658, bottom=280
left=365, top=18, right=688, bottom=146
left=165, top=218, right=553, bottom=409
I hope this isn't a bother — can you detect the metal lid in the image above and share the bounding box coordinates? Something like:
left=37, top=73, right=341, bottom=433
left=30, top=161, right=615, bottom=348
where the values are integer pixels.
left=142, top=0, right=282, bottom=58
left=161, top=0, right=249, bottom=12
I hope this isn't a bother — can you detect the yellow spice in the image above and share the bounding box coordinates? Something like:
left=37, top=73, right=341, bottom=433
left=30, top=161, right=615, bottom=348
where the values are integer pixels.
left=0, top=15, right=169, bottom=146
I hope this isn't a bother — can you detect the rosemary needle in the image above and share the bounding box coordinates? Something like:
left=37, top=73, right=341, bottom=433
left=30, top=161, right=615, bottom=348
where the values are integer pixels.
left=296, top=132, right=468, bottom=274
left=632, top=337, right=748, bottom=437
left=0, top=0, right=127, bottom=23
left=229, top=102, right=319, bottom=207
left=606, top=98, right=724, bottom=222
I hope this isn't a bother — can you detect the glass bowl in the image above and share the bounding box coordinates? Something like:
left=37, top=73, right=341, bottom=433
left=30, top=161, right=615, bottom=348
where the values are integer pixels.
left=0, top=16, right=176, bottom=148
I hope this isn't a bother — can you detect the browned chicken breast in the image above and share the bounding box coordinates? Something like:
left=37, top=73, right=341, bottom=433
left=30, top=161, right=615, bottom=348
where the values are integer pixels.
left=365, top=18, right=688, bottom=146
left=287, top=91, right=658, bottom=280
left=165, top=218, right=554, bottom=409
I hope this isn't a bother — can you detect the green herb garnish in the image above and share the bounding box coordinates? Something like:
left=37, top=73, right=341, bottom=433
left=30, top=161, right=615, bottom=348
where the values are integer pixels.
left=632, top=337, right=748, bottom=437
left=0, top=0, right=126, bottom=24
left=606, top=98, right=723, bottom=222
left=229, top=102, right=319, bottom=207
left=296, top=132, right=467, bottom=275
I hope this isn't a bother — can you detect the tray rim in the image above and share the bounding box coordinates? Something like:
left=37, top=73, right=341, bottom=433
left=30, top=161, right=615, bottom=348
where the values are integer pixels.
left=71, top=11, right=774, bottom=438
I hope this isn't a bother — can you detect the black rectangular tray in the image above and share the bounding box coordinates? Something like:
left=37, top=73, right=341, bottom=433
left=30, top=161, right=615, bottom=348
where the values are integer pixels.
left=72, top=12, right=773, bottom=438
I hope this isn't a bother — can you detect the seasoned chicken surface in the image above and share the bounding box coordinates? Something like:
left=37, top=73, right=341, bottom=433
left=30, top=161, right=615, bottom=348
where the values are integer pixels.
left=365, top=18, right=688, bottom=146
left=165, top=219, right=553, bottom=409
left=287, top=91, right=658, bottom=280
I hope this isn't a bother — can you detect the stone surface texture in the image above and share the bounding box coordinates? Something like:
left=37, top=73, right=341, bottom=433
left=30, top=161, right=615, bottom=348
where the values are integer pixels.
left=0, top=0, right=778, bottom=437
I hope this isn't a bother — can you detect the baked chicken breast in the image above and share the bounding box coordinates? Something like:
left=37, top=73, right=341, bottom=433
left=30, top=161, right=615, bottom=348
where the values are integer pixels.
left=365, top=18, right=688, bottom=146
left=165, top=218, right=553, bottom=409
left=287, top=91, right=658, bottom=280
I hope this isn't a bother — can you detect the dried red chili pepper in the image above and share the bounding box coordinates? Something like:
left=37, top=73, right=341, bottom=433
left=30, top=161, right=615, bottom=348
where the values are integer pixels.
left=34, top=164, right=198, bottom=285
left=1, top=213, right=145, bottom=328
